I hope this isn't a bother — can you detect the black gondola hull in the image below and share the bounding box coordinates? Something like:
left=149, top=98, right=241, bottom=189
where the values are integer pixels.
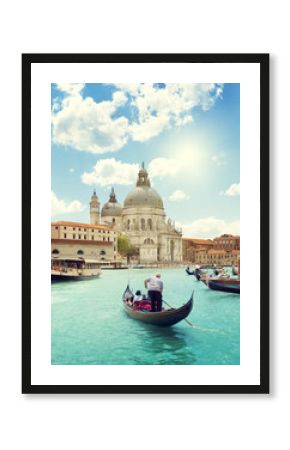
left=122, top=287, right=193, bottom=326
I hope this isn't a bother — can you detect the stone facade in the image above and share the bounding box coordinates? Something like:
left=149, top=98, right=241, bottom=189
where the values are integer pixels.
left=182, top=236, right=240, bottom=266
left=182, top=238, right=214, bottom=263
left=213, top=234, right=240, bottom=250
left=51, top=221, right=117, bottom=262
left=195, top=249, right=240, bottom=266
left=99, top=164, right=183, bottom=264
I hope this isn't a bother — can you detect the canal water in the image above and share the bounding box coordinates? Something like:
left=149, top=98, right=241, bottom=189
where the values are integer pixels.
left=51, top=268, right=240, bottom=365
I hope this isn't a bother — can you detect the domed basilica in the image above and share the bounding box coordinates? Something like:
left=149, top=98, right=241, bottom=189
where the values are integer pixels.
left=89, top=163, right=182, bottom=264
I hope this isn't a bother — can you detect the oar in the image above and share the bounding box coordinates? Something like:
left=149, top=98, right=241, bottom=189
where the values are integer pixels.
left=162, top=292, right=195, bottom=328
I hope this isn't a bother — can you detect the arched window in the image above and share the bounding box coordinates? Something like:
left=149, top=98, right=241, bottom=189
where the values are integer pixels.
left=141, top=218, right=146, bottom=230
left=144, top=238, right=154, bottom=245
left=77, top=250, right=84, bottom=256
left=147, top=218, right=153, bottom=230
left=52, top=249, right=59, bottom=255
left=100, top=250, right=106, bottom=255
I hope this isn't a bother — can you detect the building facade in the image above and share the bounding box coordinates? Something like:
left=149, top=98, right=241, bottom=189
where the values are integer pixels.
left=182, top=235, right=240, bottom=266
left=119, top=165, right=182, bottom=264
left=99, top=163, right=182, bottom=264
left=182, top=238, right=214, bottom=263
left=51, top=221, right=117, bottom=262
left=213, top=234, right=240, bottom=251
left=194, top=249, right=240, bottom=266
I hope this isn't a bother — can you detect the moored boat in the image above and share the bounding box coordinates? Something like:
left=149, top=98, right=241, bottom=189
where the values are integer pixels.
left=203, top=276, right=240, bottom=294
left=51, top=258, right=102, bottom=281
left=122, top=286, right=193, bottom=326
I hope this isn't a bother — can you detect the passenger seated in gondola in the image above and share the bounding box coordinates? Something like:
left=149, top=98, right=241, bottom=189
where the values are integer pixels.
left=133, top=290, right=143, bottom=304
left=126, top=297, right=133, bottom=306
left=132, top=290, right=152, bottom=311
left=124, top=290, right=134, bottom=306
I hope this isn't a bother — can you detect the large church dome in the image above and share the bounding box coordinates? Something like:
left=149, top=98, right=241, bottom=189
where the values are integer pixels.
left=123, top=164, right=164, bottom=209
left=101, top=188, right=122, bottom=217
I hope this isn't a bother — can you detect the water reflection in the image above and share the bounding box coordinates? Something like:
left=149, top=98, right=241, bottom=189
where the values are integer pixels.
left=127, top=321, right=197, bottom=365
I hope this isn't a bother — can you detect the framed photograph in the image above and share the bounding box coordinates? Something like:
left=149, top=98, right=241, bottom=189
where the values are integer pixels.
left=22, top=53, right=269, bottom=394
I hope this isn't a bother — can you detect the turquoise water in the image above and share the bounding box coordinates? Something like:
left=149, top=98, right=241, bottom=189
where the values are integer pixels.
left=51, top=268, right=240, bottom=365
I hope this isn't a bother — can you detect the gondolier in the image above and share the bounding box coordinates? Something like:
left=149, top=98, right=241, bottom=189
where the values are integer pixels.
left=144, top=273, right=163, bottom=312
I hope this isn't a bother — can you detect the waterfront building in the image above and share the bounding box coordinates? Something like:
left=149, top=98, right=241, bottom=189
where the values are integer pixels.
left=194, top=248, right=240, bottom=266
left=92, top=163, right=182, bottom=264
left=51, top=221, right=117, bottom=262
left=120, top=164, right=182, bottom=264
left=213, top=234, right=240, bottom=251
left=182, top=235, right=240, bottom=265
left=182, top=237, right=214, bottom=263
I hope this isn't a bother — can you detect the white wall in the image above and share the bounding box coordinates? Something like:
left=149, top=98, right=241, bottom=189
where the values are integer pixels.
left=0, top=2, right=286, bottom=450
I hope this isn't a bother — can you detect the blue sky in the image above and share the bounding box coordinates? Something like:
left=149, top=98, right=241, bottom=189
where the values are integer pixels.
left=51, top=82, right=240, bottom=238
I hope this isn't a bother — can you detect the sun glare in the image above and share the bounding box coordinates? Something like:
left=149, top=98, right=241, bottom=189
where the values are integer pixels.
left=169, top=136, right=209, bottom=179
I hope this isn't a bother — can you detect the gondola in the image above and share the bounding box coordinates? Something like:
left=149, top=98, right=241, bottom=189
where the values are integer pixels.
left=185, top=267, right=195, bottom=275
left=203, top=277, right=240, bottom=294
left=122, top=286, right=193, bottom=327
left=194, top=267, right=207, bottom=281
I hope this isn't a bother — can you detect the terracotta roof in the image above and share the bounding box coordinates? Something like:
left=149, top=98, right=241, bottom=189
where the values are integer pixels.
left=51, top=239, right=113, bottom=246
left=183, top=238, right=213, bottom=245
left=214, top=235, right=240, bottom=240
left=51, top=221, right=114, bottom=231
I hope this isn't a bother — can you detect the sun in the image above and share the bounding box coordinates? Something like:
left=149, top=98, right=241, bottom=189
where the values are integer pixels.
left=169, top=135, right=209, bottom=178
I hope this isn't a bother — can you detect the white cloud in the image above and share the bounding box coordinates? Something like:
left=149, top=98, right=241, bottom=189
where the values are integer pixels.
left=52, top=85, right=129, bottom=153
left=56, top=83, right=85, bottom=96
left=169, top=190, right=190, bottom=202
left=81, top=157, right=184, bottom=187
left=224, top=182, right=240, bottom=196
left=177, top=216, right=240, bottom=238
left=148, top=157, right=183, bottom=178
left=51, top=191, right=84, bottom=217
left=129, top=114, right=170, bottom=142
left=52, top=83, right=223, bottom=154
left=81, top=158, right=139, bottom=187
left=69, top=168, right=75, bottom=173
left=123, top=83, right=223, bottom=142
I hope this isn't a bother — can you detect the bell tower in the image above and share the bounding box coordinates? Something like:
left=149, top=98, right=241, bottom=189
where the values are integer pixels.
left=90, top=190, right=100, bottom=224
left=136, top=162, right=151, bottom=187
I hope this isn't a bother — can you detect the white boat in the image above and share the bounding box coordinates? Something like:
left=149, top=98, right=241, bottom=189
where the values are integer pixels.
left=51, top=258, right=102, bottom=281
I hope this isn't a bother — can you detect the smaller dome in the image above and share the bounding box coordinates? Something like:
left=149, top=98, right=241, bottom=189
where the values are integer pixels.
left=101, top=188, right=122, bottom=217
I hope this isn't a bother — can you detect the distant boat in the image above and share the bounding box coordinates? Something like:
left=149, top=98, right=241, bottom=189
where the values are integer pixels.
left=122, top=286, right=193, bottom=327
left=51, top=258, right=102, bottom=281
left=132, top=264, right=145, bottom=269
left=232, top=265, right=239, bottom=276
left=203, top=276, right=240, bottom=294
left=213, top=267, right=223, bottom=276
left=194, top=267, right=207, bottom=281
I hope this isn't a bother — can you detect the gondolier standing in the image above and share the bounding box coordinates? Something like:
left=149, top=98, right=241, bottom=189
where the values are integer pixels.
left=144, top=273, right=163, bottom=312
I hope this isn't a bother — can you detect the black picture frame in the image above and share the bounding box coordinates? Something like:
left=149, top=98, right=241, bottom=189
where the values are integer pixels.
left=22, top=53, right=269, bottom=394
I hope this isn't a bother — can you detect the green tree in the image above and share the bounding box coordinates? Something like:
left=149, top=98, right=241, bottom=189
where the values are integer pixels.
left=117, top=235, right=139, bottom=263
